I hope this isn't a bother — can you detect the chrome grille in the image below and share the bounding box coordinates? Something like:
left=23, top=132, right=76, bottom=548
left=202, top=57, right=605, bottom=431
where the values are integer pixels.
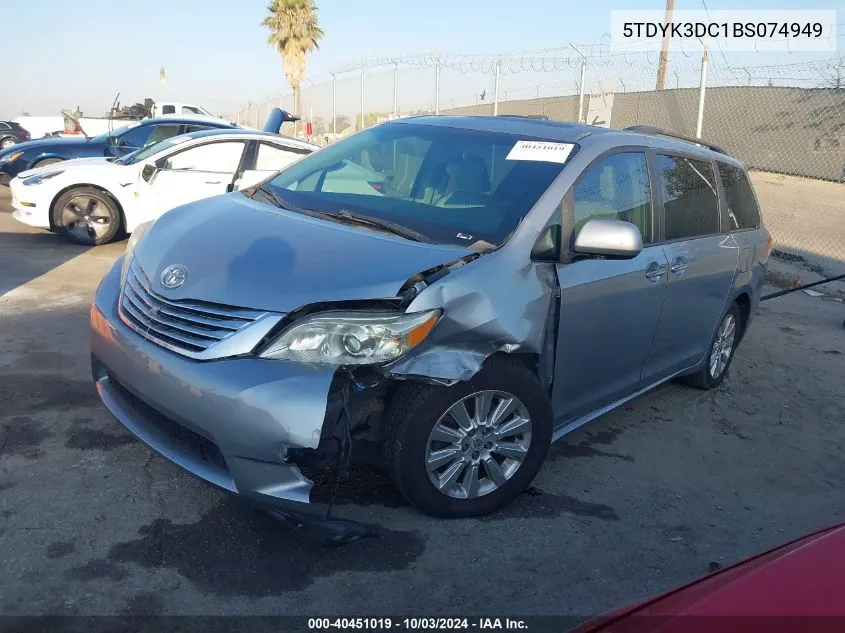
left=118, top=259, right=267, bottom=355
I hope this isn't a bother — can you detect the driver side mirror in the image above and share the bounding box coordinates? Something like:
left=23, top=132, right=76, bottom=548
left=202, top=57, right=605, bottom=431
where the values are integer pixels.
left=141, top=163, right=158, bottom=182
left=572, top=218, right=642, bottom=259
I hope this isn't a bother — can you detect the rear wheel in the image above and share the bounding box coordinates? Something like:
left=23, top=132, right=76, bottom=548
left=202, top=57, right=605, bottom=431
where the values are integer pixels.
left=681, top=302, right=742, bottom=390
left=384, top=357, right=552, bottom=518
left=51, top=187, right=122, bottom=246
left=0, top=137, right=15, bottom=149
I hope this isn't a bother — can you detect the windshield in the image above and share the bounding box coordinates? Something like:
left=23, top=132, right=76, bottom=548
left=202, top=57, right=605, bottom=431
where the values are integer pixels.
left=91, top=121, right=141, bottom=144
left=261, top=122, right=574, bottom=247
left=113, top=135, right=193, bottom=165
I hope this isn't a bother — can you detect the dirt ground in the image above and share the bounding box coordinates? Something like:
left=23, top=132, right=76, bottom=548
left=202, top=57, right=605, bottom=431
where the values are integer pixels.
left=1, top=183, right=843, bottom=618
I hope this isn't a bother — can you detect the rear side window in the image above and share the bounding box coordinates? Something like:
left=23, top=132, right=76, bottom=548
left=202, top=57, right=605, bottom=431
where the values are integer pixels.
left=718, top=163, right=760, bottom=231
left=657, top=155, right=720, bottom=240
left=572, top=152, right=652, bottom=244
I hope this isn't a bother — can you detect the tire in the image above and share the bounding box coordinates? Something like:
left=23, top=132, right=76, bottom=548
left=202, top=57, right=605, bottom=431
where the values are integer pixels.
left=51, top=187, right=122, bottom=246
left=34, top=158, right=63, bottom=168
left=0, top=137, right=15, bottom=149
left=383, top=356, right=553, bottom=518
left=680, top=302, right=742, bottom=390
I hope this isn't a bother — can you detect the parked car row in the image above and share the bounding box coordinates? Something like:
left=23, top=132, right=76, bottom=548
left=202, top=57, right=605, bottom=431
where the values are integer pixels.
left=0, top=120, right=31, bottom=149
left=5, top=111, right=316, bottom=245
left=81, top=115, right=771, bottom=528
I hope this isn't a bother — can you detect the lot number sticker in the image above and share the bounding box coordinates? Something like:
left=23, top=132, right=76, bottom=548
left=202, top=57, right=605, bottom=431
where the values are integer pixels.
left=506, top=141, right=575, bottom=163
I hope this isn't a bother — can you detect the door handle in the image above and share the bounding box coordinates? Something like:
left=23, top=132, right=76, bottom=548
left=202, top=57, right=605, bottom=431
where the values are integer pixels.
left=670, top=257, right=688, bottom=276
left=645, top=264, right=666, bottom=282
left=205, top=180, right=222, bottom=184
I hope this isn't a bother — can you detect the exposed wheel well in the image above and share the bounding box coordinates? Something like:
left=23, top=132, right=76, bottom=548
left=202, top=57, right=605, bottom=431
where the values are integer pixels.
left=48, top=183, right=126, bottom=232
left=734, top=292, right=751, bottom=341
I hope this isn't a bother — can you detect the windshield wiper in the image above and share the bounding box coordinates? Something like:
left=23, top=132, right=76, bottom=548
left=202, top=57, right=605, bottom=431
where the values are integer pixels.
left=250, top=186, right=335, bottom=221
left=333, top=209, right=431, bottom=243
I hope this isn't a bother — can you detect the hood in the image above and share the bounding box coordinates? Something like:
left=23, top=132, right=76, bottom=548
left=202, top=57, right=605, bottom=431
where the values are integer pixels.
left=573, top=523, right=845, bottom=631
left=133, top=193, right=474, bottom=313
left=17, top=156, right=118, bottom=179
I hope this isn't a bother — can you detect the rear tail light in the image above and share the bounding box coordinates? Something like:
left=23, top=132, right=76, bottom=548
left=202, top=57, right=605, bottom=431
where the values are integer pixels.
left=766, top=236, right=773, bottom=253
left=19, top=128, right=30, bottom=137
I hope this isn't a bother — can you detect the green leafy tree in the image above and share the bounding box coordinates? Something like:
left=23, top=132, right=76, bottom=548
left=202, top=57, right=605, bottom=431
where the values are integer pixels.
left=262, top=0, right=324, bottom=119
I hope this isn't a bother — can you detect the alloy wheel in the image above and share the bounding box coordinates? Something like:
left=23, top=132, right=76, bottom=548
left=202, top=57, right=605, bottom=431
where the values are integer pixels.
left=709, top=313, right=737, bottom=378
left=61, top=195, right=113, bottom=243
left=425, top=390, right=533, bottom=500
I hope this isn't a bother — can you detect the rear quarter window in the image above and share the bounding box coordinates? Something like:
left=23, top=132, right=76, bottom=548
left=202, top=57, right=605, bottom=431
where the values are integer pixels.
left=718, top=163, right=761, bottom=231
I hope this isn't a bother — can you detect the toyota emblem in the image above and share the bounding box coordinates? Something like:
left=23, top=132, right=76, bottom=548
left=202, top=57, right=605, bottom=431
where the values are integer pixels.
left=160, top=265, right=188, bottom=289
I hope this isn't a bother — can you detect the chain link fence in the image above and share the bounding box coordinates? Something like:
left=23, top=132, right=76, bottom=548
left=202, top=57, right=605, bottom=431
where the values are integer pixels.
left=227, top=49, right=845, bottom=286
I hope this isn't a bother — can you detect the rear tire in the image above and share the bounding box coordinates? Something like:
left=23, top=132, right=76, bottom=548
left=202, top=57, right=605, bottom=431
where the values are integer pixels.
left=51, top=187, right=122, bottom=246
left=680, top=302, right=742, bottom=390
left=0, top=137, right=15, bottom=149
left=383, top=357, right=552, bottom=518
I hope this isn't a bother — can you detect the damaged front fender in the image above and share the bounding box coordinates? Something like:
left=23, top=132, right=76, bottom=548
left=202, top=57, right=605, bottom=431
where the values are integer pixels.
left=384, top=249, right=559, bottom=384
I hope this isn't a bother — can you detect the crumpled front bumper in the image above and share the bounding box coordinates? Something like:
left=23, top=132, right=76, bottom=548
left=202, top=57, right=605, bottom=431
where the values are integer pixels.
left=89, top=259, right=339, bottom=515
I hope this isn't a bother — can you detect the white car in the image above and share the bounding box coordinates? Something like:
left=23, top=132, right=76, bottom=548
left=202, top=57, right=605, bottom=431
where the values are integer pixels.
left=10, top=129, right=318, bottom=245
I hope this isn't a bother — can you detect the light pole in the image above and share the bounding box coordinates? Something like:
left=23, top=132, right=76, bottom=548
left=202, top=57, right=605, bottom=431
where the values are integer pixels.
left=331, top=72, right=337, bottom=135
left=435, top=56, right=441, bottom=115
left=570, top=43, right=587, bottom=123
left=393, top=62, right=399, bottom=118
left=493, top=58, right=502, bottom=116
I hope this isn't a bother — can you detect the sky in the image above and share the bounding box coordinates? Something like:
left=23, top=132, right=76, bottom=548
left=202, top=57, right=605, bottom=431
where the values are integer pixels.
left=3, top=0, right=843, bottom=121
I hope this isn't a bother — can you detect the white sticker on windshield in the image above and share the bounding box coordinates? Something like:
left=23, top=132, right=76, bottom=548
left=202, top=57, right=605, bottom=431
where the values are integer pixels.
left=506, top=141, right=575, bottom=164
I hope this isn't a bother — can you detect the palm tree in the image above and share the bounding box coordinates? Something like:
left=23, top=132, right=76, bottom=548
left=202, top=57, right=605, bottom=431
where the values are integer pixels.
left=262, top=0, right=324, bottom=121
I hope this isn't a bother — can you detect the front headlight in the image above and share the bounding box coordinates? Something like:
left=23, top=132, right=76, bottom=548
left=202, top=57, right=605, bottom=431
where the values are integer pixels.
left=0, top=151, right=23, bottom=164
left=259, top=309, right=441, bottom=366
left=120, top=220, right=155, bottom=284
left=22, top=170, right=64, bottom=186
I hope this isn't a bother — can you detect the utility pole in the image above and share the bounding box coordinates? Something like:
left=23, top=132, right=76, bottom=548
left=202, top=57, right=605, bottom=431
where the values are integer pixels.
left=655, top=0, right=675, bottom=90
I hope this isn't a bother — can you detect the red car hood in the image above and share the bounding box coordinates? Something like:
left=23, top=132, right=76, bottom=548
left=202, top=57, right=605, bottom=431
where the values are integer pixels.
left=573, top=522, right=845, bottom=633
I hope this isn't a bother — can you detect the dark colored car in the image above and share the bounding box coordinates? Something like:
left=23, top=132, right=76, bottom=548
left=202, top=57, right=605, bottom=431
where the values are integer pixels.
left=0, top=116, right=237, bottom=186
left=0, top=121, right=31, bottom=150
left=571, top=522, right=845, bottom=633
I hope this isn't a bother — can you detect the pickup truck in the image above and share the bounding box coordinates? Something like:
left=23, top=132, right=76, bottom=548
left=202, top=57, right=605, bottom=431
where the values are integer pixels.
left=13, top=100, right=227, bottom=139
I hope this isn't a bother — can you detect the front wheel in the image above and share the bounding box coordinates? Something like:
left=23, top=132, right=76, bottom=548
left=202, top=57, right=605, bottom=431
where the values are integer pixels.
left=384, top=357, right=552, bottom=518
left=34, top=157, right=63, bottom=168
left=51, top=187, right=122, bottom=246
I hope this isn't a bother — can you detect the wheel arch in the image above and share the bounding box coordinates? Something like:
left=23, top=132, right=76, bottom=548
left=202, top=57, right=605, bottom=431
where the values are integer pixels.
left=48, top=183, right=126, bottom=232
left=32, top=154, right=66, bottom=168
left=731, top=290, right=752, bottom=342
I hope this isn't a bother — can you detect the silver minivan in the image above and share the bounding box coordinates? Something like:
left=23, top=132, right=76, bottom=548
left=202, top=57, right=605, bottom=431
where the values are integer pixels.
left=90, top=116, right=772, bottom=520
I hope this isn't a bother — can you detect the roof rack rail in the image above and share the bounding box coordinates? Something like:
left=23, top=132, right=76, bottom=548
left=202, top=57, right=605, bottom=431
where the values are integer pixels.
left=623, top=125, right=729, bottom=156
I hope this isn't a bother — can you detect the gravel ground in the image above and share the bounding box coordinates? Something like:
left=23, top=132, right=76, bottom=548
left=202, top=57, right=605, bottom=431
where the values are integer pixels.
left=1, top=183, right=843, bottom=619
